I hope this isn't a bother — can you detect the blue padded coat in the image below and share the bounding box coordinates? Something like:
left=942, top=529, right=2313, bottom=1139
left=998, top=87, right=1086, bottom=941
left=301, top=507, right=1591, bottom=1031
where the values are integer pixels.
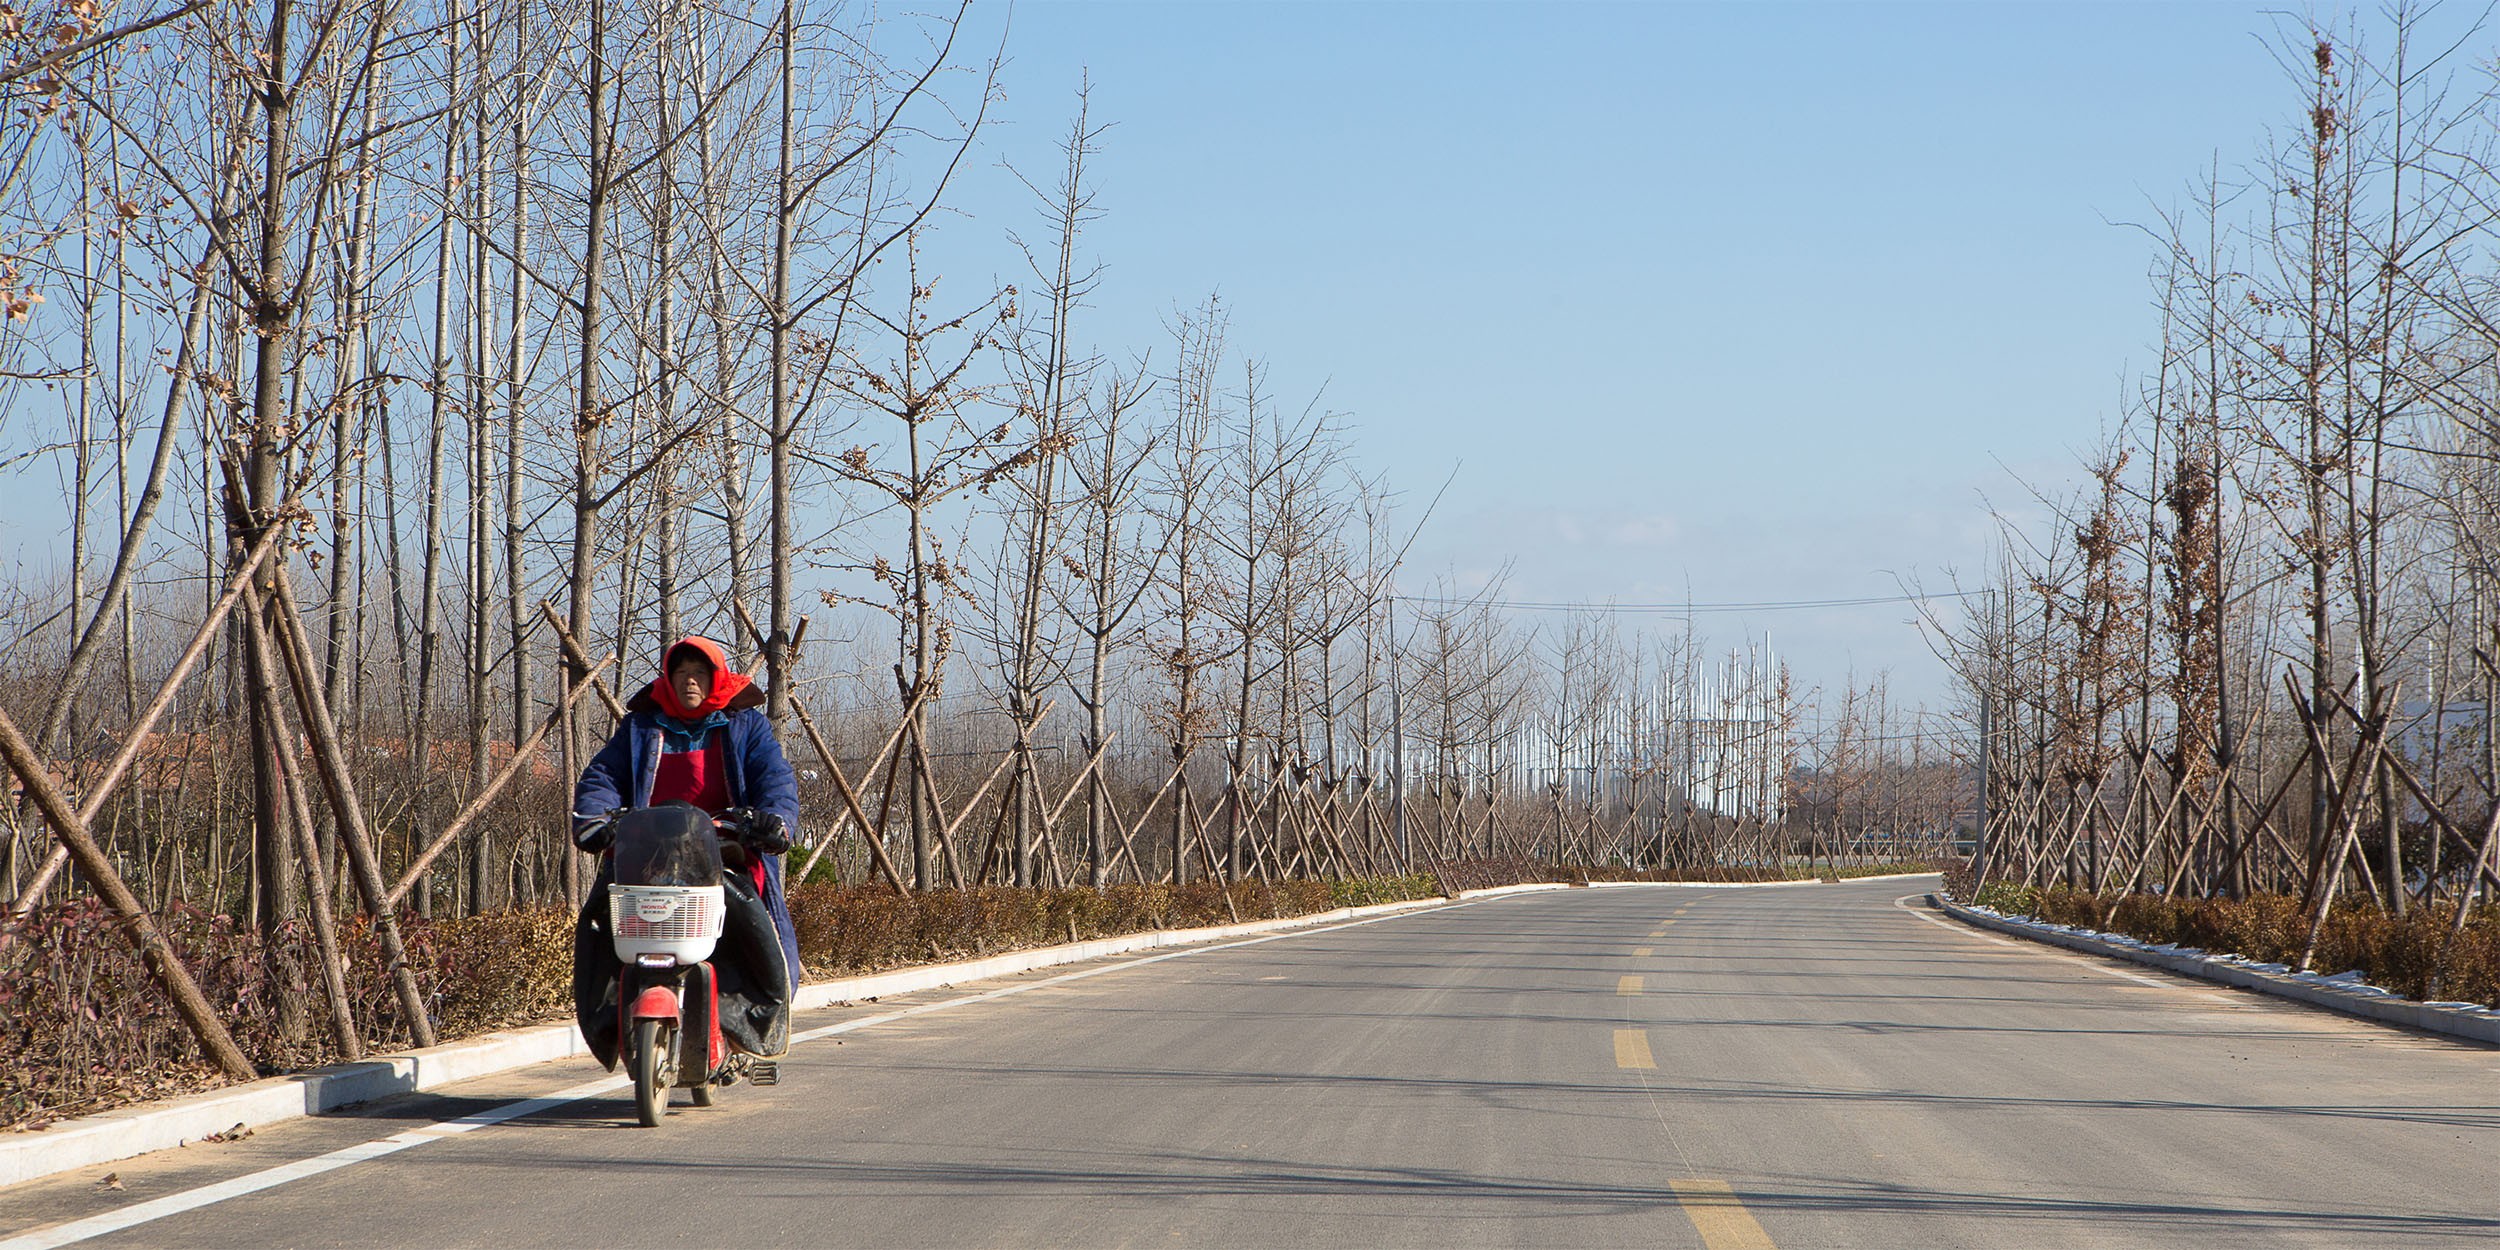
left=574, top=688, right=804, bottom=983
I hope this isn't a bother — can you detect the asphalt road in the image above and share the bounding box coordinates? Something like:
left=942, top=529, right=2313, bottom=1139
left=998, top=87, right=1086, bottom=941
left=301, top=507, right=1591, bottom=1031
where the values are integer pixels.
left=4, top=876, right=2497, bottom=1248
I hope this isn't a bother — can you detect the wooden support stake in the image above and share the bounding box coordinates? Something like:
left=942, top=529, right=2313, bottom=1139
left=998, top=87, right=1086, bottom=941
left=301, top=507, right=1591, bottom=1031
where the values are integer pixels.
left=936, top=704, right=1053, bottom=859
left=788, top=695, right=912, bottom=894
left=1042, top=738, right=1113, bottom=830
left=1180, top=779, right=1238, bottom=913
left=2164, top=705, right=2294, bottom=897
left=1310, top=779, right=1365, bottom=877
left=1096, top=772, right=1142, bottom=883
left=538, top=600, right=629, bottom=721
left=2291, top=675, right=2398, bottom=971
left=726, top=597, right=906, bottom=892
left=258, top=577, right=437, bottom=1047
left=385, top=657, right=611, bottom=909
left=1103, top=755, right=1188, bottom=883
left=0, top=702, right=257, bottom=1081
left=6, top=521, right=286, bottom=925
left=974, top=771, right=1017, bottom=886
left=267, top=692, right=362, bottom=1061
left=904, top=717, right=969, bottom=890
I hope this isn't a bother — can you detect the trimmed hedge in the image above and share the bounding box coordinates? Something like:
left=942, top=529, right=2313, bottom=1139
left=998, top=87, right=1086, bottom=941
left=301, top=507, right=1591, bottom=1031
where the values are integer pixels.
left=0, top=901, right=575, bottom=1131
left=780, top=876, right=1439, bottom=975
left=5, top=857, right=1945, bottom=1130
left=0, top=872, right=1444, bottom=1131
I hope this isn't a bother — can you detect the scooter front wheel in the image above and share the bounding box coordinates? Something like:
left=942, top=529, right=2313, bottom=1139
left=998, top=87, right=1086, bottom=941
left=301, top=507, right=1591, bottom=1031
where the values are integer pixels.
left=631, top=1018, right=670, bottom=1127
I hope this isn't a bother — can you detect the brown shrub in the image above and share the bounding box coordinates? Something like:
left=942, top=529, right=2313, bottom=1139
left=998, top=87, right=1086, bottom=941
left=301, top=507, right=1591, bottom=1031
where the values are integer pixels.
left=426, top=909, right=575, bottom=1037
left=2107, top=893, right=2187, bottom=946
left=778, top=875, right=1420, bottom=977
left=1328, top=873, right=1441, bottom=907
left=2172, top=894, right=2308, bottom=965
left=1583, top=862, right=1794, bottom=884
left=1941, top=881, right=2500, bottom=1011
left=1940, top=861, right=1977, bottom=900
left=1433, top=856, right=1570, bottom=893
left=2435, top=910, right=2500, bottom=1004
left=0, top=901, right=577, bottom=1130
left=2310, top=904, right=2500, bottom=1003
left=0, top=867, right=1486, bottom=1130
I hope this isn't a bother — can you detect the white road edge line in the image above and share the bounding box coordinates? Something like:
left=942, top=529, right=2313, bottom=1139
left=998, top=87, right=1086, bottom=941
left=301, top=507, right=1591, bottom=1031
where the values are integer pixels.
left=1893, top=893, right=2024, bottom=949
left=0, top=901, right=1486, bottom=1250
left=1894, top=894, right=2215, bottom=994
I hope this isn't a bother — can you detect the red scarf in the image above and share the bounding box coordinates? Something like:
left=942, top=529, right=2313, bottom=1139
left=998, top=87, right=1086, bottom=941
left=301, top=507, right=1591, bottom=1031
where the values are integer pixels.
left=648, top=635, right=754, bottom=720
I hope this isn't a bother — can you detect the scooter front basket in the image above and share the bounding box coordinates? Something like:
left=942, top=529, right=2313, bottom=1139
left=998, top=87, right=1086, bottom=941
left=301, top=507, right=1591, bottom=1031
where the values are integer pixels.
left=610, top=884, right=726, bottom=965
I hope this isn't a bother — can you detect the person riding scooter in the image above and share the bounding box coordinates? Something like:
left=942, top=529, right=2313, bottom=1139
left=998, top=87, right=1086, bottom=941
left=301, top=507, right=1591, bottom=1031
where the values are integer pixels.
left=571, top=636, right=803, bottom=1064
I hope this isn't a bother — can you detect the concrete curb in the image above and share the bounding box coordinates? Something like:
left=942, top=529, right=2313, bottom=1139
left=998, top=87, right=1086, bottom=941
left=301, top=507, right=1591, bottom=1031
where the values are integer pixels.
left=1930, top=893, right=2500, bottom=1047
left=3, top=885, right=1574, bottom=1189
left=0, top=1022, right=599, bottom=1190
left=784, top=891, right=1497, bottom=1013
left=1591, top=879, right=1820, bottom=890
left=0, top=874, right=1890, bottom=1189
left=1587, top=873, right=1937, bottom=890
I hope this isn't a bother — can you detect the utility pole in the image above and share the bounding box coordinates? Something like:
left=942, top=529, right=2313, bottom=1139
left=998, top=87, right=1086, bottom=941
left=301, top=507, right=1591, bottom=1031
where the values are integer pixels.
left=1388, top=593, right=1407, bottom=872
left=1975, top=692, right=1991, bottom=884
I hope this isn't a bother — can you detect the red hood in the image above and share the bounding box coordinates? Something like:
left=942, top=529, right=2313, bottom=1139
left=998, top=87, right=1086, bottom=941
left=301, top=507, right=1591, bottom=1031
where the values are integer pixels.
left=646, top=635, right=755, bottom=719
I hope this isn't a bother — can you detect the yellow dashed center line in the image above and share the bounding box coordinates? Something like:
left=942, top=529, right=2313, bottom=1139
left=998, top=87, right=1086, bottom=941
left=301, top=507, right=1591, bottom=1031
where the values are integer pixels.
left=1670, top=1179, right=1777, bottom=1249
left=1614, top=1028, right=1655, bottom=1069
left=1622, top=905, right=1768, bottom=1245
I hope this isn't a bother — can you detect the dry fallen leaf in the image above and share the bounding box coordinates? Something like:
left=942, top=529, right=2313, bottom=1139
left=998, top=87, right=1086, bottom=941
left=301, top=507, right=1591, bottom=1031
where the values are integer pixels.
left=97, top=1173, right=123, bottom=1192
left=203, top=1123, right=252, bottom=1144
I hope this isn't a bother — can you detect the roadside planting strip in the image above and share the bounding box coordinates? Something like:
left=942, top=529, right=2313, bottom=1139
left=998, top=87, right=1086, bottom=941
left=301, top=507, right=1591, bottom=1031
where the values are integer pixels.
left=0, top=885, right=1644, bottom=1250
left=2, top=876, right=1851, bottom=1247
left=1903, top=892, right=2500, bottom=1042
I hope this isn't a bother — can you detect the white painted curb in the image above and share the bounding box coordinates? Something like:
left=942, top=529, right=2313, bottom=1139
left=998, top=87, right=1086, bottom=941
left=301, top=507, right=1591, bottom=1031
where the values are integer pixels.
left=786, top=892, right=1478, bottom=1012
left=0, top=888, right=1510, bottom=1189
left=1931, top=894, right=2500, bottom=1047
left=0, top=873, right=1911, bottom=1189
left=1587, top=872, right=1937, bottom=890
left=0, top=1023, right=598, bottom=1190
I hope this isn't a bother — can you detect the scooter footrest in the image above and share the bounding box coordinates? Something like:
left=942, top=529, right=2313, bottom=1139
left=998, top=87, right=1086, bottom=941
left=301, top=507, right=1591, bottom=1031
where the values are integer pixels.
left=748, top=1061, right=779, bottom=1087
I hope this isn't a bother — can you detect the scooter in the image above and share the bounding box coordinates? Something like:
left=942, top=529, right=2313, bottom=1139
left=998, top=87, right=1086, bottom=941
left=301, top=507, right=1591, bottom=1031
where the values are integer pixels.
left=597, top=805, right=781, bottom=1127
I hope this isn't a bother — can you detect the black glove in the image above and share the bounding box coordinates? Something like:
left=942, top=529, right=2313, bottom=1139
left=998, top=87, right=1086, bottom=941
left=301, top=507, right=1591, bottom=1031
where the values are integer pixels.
left=723, top=807, right=791, bottom=855
left=573, top=811, right=618, bottom=853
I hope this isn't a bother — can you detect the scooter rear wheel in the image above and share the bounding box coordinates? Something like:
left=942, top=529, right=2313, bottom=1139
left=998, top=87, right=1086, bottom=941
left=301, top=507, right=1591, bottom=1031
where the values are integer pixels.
left=689, top=1080, right=715, bottom=1108
left=632, top=1018, right=669, bottom=1127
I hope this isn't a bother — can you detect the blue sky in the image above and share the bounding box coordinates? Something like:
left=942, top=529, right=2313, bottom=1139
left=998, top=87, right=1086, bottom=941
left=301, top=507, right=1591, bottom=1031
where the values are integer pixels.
left=0, top=1, right=2412, bottom=713
left=919, top=0, right=2357, bottom=706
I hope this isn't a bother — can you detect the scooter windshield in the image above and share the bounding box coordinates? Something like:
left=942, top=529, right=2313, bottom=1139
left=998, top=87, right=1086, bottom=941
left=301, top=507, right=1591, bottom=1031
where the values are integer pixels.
left=609, top=804, right=724, bottom=888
